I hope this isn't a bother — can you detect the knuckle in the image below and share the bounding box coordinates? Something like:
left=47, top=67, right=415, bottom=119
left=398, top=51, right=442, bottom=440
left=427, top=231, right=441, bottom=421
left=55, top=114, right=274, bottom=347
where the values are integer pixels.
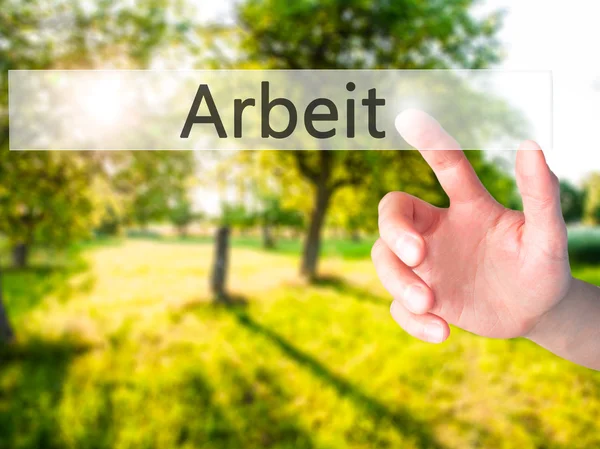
left=378, top=191, right=405, bottom=214
left=431, top=152, right=462, bottom=172
left=391, top=303, right=418, bottom=337
left=371, top=238, right=388, bottom=261
left=532, top=227, right=569, bottom=261
left=547, top=230, right=569, bottom=259
left=374, top=251, right=401, bottom=291
left=390, top=300, right=405, bottom=322
left=377, top=213, right=397, bottom=236
left=522, top=192, right=556, bottom=212
left=379, top=264, right=399, bottom=290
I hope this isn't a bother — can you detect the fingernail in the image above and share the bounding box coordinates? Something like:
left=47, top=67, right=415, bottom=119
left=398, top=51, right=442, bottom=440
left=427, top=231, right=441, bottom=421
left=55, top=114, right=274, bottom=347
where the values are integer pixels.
left=396, top=234, right=422, bottom=266
left=404, top=284, right=429, bottom=314
left=424, top=323, right=444, bottom=343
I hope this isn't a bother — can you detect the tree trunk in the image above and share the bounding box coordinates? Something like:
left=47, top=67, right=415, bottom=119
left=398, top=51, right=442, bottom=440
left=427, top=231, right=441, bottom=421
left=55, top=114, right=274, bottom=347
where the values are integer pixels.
left=262, top=224, right=275, bottom=249
left=300, top=183, right=331, bottom=280
left=12, top=243, right=28, bottom=268
left=178, top=226, right=188, bottom=238
left=0, top=265, right=14, bottom=343
left=350, top=230, right=361, bottom=242
left=211, top=226, right=230, bottom=302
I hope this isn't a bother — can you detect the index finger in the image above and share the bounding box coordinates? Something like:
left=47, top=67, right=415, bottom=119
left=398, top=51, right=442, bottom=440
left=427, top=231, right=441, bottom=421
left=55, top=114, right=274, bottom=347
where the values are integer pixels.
left=395, top=109, right=491, bottom=205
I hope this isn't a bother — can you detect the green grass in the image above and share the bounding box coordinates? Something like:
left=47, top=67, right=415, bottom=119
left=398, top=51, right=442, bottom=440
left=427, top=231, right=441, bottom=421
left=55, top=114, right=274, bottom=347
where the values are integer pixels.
left=123, top=231, right=376, bottom=260
left=1, top=237, right=600, bottom=449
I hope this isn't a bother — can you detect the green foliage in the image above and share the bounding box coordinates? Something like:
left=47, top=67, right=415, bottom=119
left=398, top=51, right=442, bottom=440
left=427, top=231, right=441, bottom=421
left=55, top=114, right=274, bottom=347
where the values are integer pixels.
left=2, top=238, right=600, bottom=449
left=467, top=153, right=518, bottom=209
left=0, top=0, right=196, bottom=252
left=277, top=208, right=304, bottom=230
left=231, top=0, right=516, bottom=277
left=568, top=226, right=600, bottom=265
left=259, top=196, right=305, bottom=230
left=583, top=173, right=600, bottom=225
left=95, top=205, right=123, bottom=237
left=237, top=0, right=503, bottom=70
left=0, top=152, right=98, bottom=248
left=560, top=180, right=585, bottom=224
left=110, top=152, right=197, bottom=228
left=221, top=202, right=256, bottom=229
left=168, top=194, right=201, bottom=236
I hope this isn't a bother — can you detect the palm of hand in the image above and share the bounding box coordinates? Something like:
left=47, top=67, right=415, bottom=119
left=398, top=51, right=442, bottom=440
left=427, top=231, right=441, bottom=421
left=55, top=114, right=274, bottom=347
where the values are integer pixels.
left=373, top=110, right=571, bottom=343
left=419, top=201, right=570, bottom=339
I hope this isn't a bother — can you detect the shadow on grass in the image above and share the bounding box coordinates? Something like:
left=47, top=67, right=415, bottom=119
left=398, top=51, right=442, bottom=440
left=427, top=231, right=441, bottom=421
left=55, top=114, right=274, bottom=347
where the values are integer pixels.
left=180, top=366, right=322, bottom=449
left=0, top=338, right=95, bottom=449
left=312, top=275, right=390, bottom=306
left=212, top=292, right=249, bottom=306
left=0, top=334, right=317, bottom=449
left=2, top=257, right=94, bottom=321
left=224, top=365, right=323, bottom=448
left=227, top=307, right=444, bottom=449
left=175, top=370, right=247, bottom=448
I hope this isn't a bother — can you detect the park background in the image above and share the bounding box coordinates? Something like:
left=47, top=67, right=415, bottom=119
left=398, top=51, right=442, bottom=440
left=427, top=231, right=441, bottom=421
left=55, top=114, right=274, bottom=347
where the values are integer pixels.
left=2, top=0, right=600, bottom=448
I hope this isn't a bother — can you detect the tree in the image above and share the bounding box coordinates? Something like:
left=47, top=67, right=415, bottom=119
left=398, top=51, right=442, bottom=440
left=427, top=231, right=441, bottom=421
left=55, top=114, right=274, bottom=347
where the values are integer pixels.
left=211, top=226, right=230, bottom=301
left=232, top=151, right=307, bottom=247
left=96, top=205, right=123, bottom=237
left=584, top=173, right=600, bottom=225
left=167, top=193, right=200, bottom=237
left=222, top=203, right=256, bottom=231
left=278, top=208, right=305, bottom=239
left=109, top=152, right=197, bottom=230
left=560, top=180, right=585, bottom=224
left=0, top=0, right=197, bottom=251
left=236, top=0, right=505, bottom=279
left=0, top=0, right=194, bottom=339
left=0, top=265, right=14, bottom=343
left=0, top=152, right=99, bottom=268
left=258, top=195, right=305, bottom=248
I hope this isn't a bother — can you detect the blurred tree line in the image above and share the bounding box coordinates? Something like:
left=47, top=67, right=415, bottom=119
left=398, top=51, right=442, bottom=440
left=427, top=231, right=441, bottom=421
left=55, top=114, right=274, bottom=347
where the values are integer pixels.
left=233, top=0, right=509, bottom=280
left=2, top=0, right=600, bottom=340
left=0, top=0, right=197, bottom=339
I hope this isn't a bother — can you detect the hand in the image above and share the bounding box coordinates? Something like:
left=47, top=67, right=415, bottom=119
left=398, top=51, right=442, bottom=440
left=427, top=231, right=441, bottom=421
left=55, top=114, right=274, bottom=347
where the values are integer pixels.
left=372, top=109, right=572, bottom=343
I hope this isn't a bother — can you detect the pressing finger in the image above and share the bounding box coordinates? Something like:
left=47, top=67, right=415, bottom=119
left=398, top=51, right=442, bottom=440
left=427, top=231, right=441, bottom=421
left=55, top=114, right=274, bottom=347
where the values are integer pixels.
left=395, top=109, right=491, bottom=205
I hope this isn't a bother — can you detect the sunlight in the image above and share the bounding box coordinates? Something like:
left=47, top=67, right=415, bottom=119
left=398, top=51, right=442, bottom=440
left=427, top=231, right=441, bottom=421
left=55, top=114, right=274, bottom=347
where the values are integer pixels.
left=78, top=77, right=124, bottom=128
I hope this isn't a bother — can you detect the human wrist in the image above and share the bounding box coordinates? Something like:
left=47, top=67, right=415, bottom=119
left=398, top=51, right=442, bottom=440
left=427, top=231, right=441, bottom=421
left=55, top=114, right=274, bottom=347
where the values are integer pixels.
left=524, top=277, right=600, bottom=370
left=524, top=275, right=577, bottom=346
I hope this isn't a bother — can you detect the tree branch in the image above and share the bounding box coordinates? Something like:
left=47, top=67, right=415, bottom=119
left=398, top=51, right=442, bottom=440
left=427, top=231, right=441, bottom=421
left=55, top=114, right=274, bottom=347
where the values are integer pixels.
left=293, top=151, right=320, bottom=183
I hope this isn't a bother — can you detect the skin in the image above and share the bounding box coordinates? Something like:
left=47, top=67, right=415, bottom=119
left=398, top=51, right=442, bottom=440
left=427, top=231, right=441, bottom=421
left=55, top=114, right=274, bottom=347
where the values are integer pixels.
left=373, top=109, right=600, bottom=370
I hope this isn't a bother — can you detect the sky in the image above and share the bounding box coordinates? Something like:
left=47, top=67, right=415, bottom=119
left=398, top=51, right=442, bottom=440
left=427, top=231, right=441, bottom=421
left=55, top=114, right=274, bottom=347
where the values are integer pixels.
left=485, top=0, right=600, bottom=183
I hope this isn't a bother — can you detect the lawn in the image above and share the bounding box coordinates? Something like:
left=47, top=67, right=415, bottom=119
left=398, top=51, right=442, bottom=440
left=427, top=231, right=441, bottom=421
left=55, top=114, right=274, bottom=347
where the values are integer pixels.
left=1, top=236, right=600, bottom=449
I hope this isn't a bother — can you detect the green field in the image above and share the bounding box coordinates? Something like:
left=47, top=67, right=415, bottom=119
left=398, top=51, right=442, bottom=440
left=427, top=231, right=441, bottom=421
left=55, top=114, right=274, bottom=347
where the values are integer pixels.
left=1, top=236, right=600, bottom=449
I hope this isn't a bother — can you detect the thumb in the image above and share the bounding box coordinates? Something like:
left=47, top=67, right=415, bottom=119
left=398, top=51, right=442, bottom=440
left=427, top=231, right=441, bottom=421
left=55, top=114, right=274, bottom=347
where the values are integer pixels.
left=516, top=140, right=567, bottom=259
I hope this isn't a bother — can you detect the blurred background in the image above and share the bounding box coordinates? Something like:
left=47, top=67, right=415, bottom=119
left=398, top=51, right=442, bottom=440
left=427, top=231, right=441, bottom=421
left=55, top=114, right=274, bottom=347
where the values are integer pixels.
left=1, top=0, right=600, bottom=448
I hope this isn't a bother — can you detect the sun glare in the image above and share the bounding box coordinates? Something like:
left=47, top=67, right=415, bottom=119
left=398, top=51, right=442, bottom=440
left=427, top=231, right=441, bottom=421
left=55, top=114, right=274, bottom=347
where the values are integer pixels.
left=78, top=77, right=125, bottom=129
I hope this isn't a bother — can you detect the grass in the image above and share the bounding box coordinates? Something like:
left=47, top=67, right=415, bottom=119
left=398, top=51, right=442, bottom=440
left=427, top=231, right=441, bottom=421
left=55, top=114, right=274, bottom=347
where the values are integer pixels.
left=1, top=236, right=600, bottom=449
left=123, top=231, right=376, bottom=260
